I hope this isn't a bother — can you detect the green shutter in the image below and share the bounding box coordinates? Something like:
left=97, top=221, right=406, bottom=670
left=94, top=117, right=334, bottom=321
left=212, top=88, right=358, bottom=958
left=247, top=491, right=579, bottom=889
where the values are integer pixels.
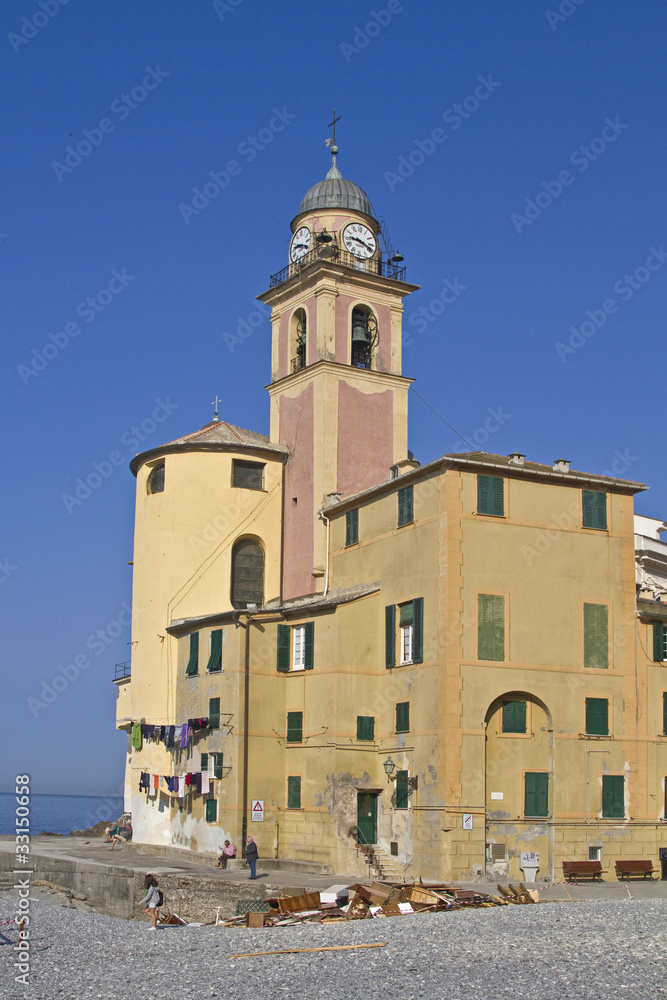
left=478, top=475, right=504, bottom=516
left=524, top=772, right=549, bottom=817
left=385, top=605, right=396, bottom=668
left=206, top=629, right=222, bottom=672
left=478, top=594, right=505, bottom=661
left=584, top=603, right=609, bottom=669
left=303, top=621, right=314, bottom=670
left=287, top=711, right=303, bottom=743
left=209, top=697, right=220, bottom=730
left=654, top=623, right=666, bottom=662
left=412, top=597, right=423, bottom=663
left=212, top=753, right=223, bottom=779
left=356, top=716, right=374, bottom=740
left=396, top=701, right=410, bottom=733
left=398, top=485, right=413, bottom=527
left=502, top=700, right=526, bottom=733
left=346, top=508, right=359, bottom=546
left=602, top=775, right=624, bottom=818
left=277, top=624, right=291, bottom=672
left=585, top=697, right=609, bottom=735
left=205, top=799, right=217, bottom=823
left=186, top=632, right=199, bottom=675
left=287, top=776, right=301, bottom=809
left=200, top=752, right=209, bottom=772
left=663, top=693, right=667, bottom=736
left=396, top=771, right=409, bottom=809
left=582, top=490, right=607, bottom=530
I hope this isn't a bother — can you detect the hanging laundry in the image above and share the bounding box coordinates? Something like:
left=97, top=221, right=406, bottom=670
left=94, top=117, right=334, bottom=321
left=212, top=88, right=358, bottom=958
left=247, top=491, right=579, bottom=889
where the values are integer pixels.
left=132, top=723, right=142, bottom=750
left=178, top=776, right=185, bottom=798
left=139, top=771, right=149, bottom=790
left=149, top=775, right=157, bottom=797
left=180, top=724, right=188, bottom=749
left=165, top=725, right=175, bottom=748
left=185, top=773, right=191, bottom=787
left=193, top=772, right=202, bottom=793
left=201, top=772, right=209, bottom=795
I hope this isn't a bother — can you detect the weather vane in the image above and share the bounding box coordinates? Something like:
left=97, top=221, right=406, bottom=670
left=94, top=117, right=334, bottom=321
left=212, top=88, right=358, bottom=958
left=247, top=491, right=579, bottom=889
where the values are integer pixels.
left=211, top=395, right=221, bottom=422
left=326, top=109, right=341, bottom=151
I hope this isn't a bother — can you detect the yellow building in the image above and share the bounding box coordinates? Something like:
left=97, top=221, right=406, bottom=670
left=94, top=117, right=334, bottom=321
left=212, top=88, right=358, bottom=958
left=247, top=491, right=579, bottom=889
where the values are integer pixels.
left=116, top=145, right=667, bottom=882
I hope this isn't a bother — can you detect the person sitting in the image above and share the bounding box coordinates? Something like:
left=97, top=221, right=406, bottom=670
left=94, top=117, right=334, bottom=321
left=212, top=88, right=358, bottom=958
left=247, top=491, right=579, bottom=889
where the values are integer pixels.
left=216, top=839, right=236, bottom=868
left=109, top=818, right=132, bottom=850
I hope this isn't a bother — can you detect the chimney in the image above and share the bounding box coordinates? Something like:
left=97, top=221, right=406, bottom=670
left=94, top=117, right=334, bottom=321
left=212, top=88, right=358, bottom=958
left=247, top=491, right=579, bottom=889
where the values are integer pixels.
left=508, top=453, right=525, bottom=466
left=553, top=459, right=570, bottom=473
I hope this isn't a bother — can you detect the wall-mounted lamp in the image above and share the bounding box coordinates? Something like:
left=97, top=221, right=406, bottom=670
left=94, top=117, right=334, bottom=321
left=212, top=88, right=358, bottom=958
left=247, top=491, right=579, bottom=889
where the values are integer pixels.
left=383, top=756, right=396, bottom=781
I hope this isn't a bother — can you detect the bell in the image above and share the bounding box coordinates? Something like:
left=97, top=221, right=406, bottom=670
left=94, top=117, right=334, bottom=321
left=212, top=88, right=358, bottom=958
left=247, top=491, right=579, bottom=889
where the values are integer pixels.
left=391, top=252, right=404, bottom=263
left=316, top=230, right=333, bottom=244
left=352, top=317, right=368, bottom=343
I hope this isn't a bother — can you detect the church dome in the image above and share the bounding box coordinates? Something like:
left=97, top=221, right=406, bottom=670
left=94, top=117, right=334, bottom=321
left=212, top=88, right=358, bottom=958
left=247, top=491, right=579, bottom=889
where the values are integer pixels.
left=297, top=154, right=375, bottom=220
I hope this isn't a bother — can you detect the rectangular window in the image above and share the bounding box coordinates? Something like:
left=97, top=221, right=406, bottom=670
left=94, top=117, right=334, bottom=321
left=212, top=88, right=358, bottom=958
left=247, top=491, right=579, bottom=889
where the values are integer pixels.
left=293, top=624, right=306, bottom=670
left=210, top=752, right=223, bottom=779
left=200, top=752, right=208, bottom=772
left=186, top=632, right=199, bottom=676
left=346, top=508, right=359, bottom=546
left=396, top=701, right=410, bottom=733
left=396, top=770, right=409, bottom=809
left=582, top=489, right=607, bottom=530
left=602, top=775, right=624, bottom=818
left=232, top=459, right=265, bottom=490
left=477, top=475, right=504, bottom=517
left=209, top=697, right=220, bottom=731
left=585, top=697, right=609, bottom=735
left=589, top=846, right=601, bottom=862
left=524, top=772, right=549, bottom=817
left=654, top=623, right=667, bottom=662
left=502, top=700, right=526, bottom=734
left=206, top=629, right=223, bottom=672
left=287, top=711, right=303, bottom=743
left=287, top=775, right=301, bottom=809
left=478, top=594, right=505, bottom=661
left=205, top=799, right=217, bottom=823
left=385, top=599, right=423, bottom=668
left=277, top=622, right=314, bottom=672
left=584, top=603, right=609, bottom=669
left=356, top=716, right=375, bottom=741
left=397, top=485, right=414, bottom=527
left=399, top=602, right=413, bottom=664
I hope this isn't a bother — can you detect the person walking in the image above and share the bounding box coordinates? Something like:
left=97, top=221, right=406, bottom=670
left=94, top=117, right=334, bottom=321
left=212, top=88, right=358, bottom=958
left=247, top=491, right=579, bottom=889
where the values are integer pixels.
left=138, top=874, right=163, bottom=929
left=245, top=836, right=258, bottom=879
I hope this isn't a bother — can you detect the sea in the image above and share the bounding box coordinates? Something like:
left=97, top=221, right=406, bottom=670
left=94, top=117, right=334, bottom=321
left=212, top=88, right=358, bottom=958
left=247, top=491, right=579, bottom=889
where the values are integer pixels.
left=0, top=792, right=125, bottom=836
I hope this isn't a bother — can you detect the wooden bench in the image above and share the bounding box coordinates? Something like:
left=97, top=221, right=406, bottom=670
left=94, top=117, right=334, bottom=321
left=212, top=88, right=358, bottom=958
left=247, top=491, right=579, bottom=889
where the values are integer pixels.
left=562, top=860, right=606, bottom=881
left=615, top=860, right=656, bottom=880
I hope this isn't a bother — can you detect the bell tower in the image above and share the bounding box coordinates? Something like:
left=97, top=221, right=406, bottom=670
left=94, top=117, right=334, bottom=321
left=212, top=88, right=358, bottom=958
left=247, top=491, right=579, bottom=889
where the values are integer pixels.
left=258, top=139, right=419, bottom=600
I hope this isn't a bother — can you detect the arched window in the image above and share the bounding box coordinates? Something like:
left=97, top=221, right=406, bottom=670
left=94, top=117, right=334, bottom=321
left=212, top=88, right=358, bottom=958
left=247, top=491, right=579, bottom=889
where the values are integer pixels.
left=351, top=306, right=378, bottom=370
left=231, top=538, right=264, bottom=609
left=291, top=308, right=307, bottom=373
left=147, top=462, right=165, bottom=494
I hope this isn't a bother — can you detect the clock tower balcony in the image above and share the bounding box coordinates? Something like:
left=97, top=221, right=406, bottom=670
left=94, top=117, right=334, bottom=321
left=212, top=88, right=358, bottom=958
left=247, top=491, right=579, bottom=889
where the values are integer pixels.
left=269, top=244, right=408, bottom=290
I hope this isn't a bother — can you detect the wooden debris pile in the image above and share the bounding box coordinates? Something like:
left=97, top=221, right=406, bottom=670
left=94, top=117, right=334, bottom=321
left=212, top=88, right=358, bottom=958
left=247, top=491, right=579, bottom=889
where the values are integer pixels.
left=215, top=880, right=539, bottom=927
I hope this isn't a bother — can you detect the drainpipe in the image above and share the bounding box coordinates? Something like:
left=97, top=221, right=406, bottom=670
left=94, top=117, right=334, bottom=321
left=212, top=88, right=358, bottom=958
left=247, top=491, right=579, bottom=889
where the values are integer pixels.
left=318, top=511, right=330, bottom=598
left=238, top=613, right=252, bottom=857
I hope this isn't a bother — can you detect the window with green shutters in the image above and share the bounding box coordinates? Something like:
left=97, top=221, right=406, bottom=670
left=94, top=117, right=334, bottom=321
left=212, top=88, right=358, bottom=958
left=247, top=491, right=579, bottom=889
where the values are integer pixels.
left=602, top=775, right=624, bottom=818
left=396, top=701, right=410, bottom=733
left=582, top=490, right=607, bottom=530
left=397, top=485, right=414, bottom=527
left=396, top=770, right=409, bottom=809
left=209, top=697, right=220, bottom=730
left=287, top=776, right=301, bottom=809
left=287, top=711, right=303, bottom=743
left=585, top=697, right=609, bottom=735
left=524, top=772, right=549, bottom=817
left=385, top=599, right=423, bottom=667
left=186, top=632, right=199, bottom=676
left=477, top=475, right=504, bottom=516
left=356, top=716, right=374, bottom=741
left=206, top=629, right=222, bottom=672
left=478, top=594, right=505, bottom=661
left=502, top=700, right=526, bottom=734
left=205, top=799, right=217, bottom=823
left=277, top=622, right=314, bottom=672
left=346, top=508, right=359, bottom=546
left=654, top=623, right=667, bottom=662
left=200, top=752, right=208, bottom=772
left=584, top=603, right=609, bottom=669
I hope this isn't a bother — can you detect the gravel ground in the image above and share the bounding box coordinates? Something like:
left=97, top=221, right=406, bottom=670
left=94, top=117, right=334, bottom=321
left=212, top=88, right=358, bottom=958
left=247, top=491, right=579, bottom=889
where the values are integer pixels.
left=2, top=890, right=667, bottom=1000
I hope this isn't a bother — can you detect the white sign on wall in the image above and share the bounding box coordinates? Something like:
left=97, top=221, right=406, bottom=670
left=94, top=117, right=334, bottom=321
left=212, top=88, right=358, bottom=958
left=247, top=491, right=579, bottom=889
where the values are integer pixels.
left=462, top=813, right=473, bottom=830
left=491, top=792, right=503, bottom=800
left=251, top=799, right=264, bottom=822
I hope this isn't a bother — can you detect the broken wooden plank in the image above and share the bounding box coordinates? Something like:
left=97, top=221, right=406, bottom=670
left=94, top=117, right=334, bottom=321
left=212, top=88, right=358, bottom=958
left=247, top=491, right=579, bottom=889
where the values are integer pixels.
left=230, top=942, right=388, bottom=959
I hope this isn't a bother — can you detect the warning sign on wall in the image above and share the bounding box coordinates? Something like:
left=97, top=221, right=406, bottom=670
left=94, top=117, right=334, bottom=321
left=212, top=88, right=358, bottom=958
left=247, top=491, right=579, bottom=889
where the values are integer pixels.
left=251, top=799, right=264, bottom=822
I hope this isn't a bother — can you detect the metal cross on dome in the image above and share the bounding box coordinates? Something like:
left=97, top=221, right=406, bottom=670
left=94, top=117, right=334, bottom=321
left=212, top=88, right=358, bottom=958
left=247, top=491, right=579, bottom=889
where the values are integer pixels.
left=211, top=395, right=221, bottom=422
left=326, top=109, right=341, bottom=148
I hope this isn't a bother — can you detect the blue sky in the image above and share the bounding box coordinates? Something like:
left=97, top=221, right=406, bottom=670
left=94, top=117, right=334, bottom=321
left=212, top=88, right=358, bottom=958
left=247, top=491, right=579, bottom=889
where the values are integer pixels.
left=2, top=0, right=666, bottom=794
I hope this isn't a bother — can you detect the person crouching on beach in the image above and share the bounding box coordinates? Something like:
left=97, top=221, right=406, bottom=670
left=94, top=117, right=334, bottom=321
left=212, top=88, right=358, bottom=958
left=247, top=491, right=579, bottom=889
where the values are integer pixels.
left=138, top=874, right=162, bottom=929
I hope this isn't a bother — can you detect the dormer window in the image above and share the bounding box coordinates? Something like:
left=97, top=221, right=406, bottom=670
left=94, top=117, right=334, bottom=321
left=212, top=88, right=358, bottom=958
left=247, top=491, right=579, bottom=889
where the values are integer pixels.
left=351, top=306, right=377, bottom=369
left=146, top=462, right=165, bottom=494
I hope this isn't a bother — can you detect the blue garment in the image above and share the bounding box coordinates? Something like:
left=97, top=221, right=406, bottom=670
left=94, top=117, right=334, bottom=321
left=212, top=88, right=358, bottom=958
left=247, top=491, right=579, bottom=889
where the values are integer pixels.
left=248, top=860, right=256, bottom=878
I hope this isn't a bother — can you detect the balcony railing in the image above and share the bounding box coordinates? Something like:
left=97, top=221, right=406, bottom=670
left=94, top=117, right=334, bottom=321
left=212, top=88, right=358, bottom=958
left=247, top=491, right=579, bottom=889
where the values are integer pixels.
left=270, top=247, right=406, bottom=288
left=291, top=353, right=306, bottom=373
left=113, top=661, right=131, bottom=681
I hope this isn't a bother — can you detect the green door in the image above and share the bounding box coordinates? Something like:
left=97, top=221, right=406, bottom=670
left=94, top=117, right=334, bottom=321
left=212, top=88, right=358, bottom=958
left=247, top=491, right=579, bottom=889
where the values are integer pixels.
left=357, top=792, right=377, bottom=845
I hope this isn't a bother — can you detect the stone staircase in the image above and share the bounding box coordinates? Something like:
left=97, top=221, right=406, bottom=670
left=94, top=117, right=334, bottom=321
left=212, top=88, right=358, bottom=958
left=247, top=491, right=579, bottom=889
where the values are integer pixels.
left=358, top=843, right=409, bottom=881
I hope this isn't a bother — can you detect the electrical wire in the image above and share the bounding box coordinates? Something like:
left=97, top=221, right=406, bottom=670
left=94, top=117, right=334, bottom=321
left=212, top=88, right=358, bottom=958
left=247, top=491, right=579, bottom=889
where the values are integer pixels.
left=409, top=386, right=477, bottom=451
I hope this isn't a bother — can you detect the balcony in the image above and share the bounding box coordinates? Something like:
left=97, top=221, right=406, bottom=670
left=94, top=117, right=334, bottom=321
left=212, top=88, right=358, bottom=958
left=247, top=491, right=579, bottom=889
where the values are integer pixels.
left=113, top=661, right=131, bottom=682
left=270, top=247, right=406, bottom=288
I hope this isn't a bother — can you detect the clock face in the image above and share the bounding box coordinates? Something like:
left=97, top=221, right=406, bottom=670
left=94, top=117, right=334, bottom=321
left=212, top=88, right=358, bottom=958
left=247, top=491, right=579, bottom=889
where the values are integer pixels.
left=343, top=223, right=377, bottom=259
left=290, top=226, right=311, bottom=262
